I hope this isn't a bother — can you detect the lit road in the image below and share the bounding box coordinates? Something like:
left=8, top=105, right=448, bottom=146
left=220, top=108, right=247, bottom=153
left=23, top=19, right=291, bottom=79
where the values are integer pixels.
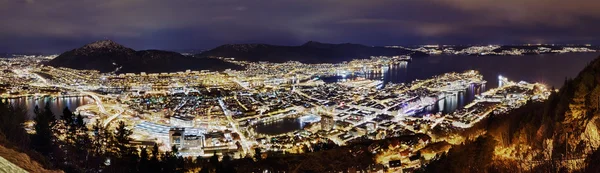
left=81, top=91, right=106, bottom=113
left=20, top=68, right=124, bottom=128
left=75, top=92, right=124, bottom=128
left=101, top=104, right=125, bottom=128
left=218, top=98, right=251, bottom=156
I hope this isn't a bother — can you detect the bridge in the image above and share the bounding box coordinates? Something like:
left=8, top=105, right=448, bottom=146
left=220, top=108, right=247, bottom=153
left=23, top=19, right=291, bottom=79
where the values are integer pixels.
left=22, top=69, right=124, bottom=128
left=80, top=91, right=124, bottom=128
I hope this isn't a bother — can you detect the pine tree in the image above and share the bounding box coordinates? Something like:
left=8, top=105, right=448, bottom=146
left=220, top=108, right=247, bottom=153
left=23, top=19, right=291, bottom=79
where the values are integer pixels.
left=91, top=120, right=104, bottom=156
left=63, top=107, right=78, bottom=146
left=62, top=107, right=74, bottom=126
left=0, top=100, right=29, bottom=147
left=221, top=153, right=235, bottom=173
left=196, top=155, right=206, bottom=167
left=254, top=147, right=262, bottom=161
left=114, top=121, right=133, bottom=157
left=150, top=143, right=161, bottom=172
left=74, top=113, right=91, bottom=168
left=139, top=146, right=150, bottom=173
left=76, top=114, right=85, bottom=129
left=158, top=145, right=182, bottom=173
left=210, top=151, right=220, bottom=173
left=103, top=122, right=114, bottom=156
left=31, top=105, right=55, bottom=156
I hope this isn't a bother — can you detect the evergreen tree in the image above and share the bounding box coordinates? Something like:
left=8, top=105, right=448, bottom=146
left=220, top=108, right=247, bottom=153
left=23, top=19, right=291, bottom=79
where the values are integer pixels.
left=254, top=148, right=262, bottom=161
left=63, top=107, right=78, bottom=147
left=74, top=113, right=91, bottom=168
left=159, top=145, right=186, bottom=173
left=221, top=153, right=236, bottom=173
left=31, top=105, right=55, bottom=156
left=0, top=101, right=29, bottom=147
left=114, top=121, right=133, bottom=157
left=139, top=146, right=150, bottom=173
left=177, top=156, right=186, bottom=172
left=125, top=149, right=140, bottom=173
left=196, top=155, right=206, bottom=168
left=62, top=107, right=74, bottom=126
left=91, top=120, right=104, bottom=156
left=210, top=151, right=220, bottom=172
left=104, top=121, right=141, bottom=172
left=76, top=114, right=85, bottom=129
left=150, top=143, right=161, bottom=172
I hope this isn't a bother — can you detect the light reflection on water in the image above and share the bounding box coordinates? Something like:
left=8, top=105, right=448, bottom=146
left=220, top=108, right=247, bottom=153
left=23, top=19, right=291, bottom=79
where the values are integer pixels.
left=267, top=53, right=600, bottom=134
left=1, top=96, right=93, bottom=119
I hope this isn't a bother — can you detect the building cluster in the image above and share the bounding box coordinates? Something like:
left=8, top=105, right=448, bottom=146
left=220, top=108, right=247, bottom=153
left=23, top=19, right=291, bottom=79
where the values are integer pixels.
left=442, top=77, right=551, bottom=129
left=0, top=52, right=553, bottom=169
left=409, top=44, right=598, bottom=56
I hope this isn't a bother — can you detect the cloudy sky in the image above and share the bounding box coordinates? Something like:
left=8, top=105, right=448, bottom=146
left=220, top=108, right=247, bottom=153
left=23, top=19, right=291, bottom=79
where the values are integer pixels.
left=1, top=0, right=600, bottom=53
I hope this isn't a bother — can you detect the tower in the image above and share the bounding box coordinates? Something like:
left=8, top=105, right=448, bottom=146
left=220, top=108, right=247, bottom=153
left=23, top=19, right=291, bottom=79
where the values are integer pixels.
left=498, top=75, right=504, bottom=88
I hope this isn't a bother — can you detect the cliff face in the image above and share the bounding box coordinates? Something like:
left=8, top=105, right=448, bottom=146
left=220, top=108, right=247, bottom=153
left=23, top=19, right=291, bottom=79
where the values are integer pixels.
left=580, top=117, right=600, bottom=151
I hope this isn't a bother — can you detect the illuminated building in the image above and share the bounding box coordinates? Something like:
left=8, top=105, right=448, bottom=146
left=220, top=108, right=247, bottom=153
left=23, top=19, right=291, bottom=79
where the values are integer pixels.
left=170, top=115, right=195, bottom=128
left=320, top=114, right=334, bottom=131
left=169, top=128, right=185, bottom=149
left=169, top=128, right=206, bottom=150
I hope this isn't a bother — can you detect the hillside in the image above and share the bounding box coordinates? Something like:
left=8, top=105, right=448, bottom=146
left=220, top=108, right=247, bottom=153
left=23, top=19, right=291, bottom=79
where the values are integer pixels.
left=0, top=144, right=61, bottom=173
left=422, top=55, right=600, bottom=172
left=46, top=40, right=242, bottom=73
left=197, top=41, right=425, bottom=63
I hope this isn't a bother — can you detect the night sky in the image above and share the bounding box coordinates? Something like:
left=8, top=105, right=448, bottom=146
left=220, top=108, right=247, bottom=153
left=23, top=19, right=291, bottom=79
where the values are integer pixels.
left=2, top=0, right=600, bottom=53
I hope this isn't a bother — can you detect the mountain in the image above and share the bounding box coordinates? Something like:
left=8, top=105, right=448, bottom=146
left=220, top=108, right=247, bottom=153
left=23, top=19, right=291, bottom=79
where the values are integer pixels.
left=197, top=41, right=426, bottom=63
left=46, top=40, right=242, bottom=73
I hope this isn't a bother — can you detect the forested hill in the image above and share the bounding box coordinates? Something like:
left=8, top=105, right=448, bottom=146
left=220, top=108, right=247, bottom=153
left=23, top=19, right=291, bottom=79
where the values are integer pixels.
left=423, top=55, right=600, bottom=172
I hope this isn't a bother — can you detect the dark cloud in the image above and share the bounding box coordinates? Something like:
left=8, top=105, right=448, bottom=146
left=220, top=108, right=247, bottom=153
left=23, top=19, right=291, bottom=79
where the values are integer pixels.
left=1, top=0, right=599, bottom=53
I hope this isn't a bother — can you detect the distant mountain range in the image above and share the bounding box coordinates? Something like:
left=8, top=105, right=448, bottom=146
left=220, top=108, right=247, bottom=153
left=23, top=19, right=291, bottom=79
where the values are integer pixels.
left=47, top=40, right=425, bottom=73
left=46, top=40, right=242, bottom=73
left=197, top=41, right=426, bottom=63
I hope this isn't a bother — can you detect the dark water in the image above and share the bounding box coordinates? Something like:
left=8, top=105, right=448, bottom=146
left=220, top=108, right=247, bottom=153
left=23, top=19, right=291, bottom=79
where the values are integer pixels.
left=375, top=53, right=599, bottom=88
left=430, top=84, right=485, bottom=115
left=262, top=53, right=600, bottom=134
left=253, top=118, right=308, bottom=135
left=2, top=97, right=93, bottom=119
